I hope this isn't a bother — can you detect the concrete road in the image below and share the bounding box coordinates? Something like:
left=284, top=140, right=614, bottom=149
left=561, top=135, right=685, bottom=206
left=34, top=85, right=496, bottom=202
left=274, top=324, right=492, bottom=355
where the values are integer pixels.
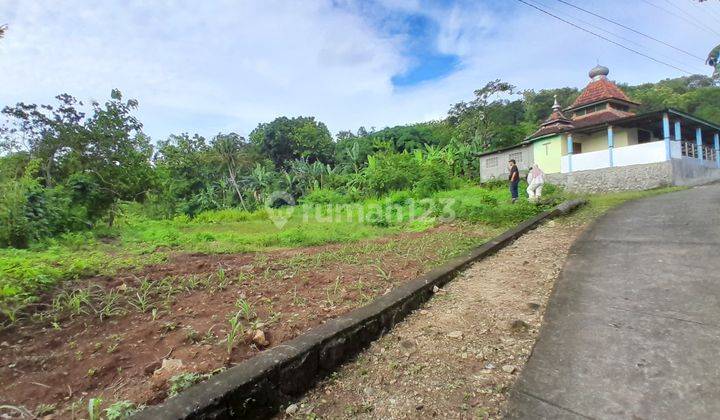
left=506, top=185, right=720, bottom=419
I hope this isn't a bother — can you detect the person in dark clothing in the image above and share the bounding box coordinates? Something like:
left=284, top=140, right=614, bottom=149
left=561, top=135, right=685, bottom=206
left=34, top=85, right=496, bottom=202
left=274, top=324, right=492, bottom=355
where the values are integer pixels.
left=508, top=159, right=520, bottom=203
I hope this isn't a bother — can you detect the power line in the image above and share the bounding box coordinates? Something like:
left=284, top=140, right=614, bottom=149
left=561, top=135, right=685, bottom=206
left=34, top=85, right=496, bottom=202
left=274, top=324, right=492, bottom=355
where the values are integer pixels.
left=640, top=0, right=720, bottom=38
left=540, top=0, right=706, bottom=72
left=689, top=0, right=720, bottom=26
left=516, top=0, right=695, bottom=74
left=661, top=0, right=720, bottom=35
left=555, top=0, right=705, bottom=61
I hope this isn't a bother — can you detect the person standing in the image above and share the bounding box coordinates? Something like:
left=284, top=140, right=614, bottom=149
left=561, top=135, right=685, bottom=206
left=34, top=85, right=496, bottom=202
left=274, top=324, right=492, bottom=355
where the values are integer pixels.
left=526, top=164, right=545, bottom=203
left=508, top=159, right=520, bottom=203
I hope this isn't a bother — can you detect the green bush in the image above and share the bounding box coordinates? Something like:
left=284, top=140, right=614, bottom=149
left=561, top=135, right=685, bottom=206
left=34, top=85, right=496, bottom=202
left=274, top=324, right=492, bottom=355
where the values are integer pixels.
left=386, top=190, right=413, bottom=205
left=448, top=200, right=536, bottom=226
left=168, top=372, right=204, bottom=397
left=362, top=152, right=421, bottom=196
left=302, top=188, right=349, bottom=205
left=361, top=151, right=457, bottom=198
left=0, top=179, right=34, bottom=248
left=0, top=165, right=108, bottom=248
left=479, top=178, right=509, bottom=190
left=193, top=208, right=251, bottom=224
left=414, top=163, right=453, bottom=198
left=365, top=201, right=405, bottom=227
left=105, top=401, right=138, bottom=420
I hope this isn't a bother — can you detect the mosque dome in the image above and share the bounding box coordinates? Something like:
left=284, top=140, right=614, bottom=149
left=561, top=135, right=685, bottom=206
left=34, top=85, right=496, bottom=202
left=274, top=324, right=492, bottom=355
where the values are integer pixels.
left=589, top=64, right=610, bottom=79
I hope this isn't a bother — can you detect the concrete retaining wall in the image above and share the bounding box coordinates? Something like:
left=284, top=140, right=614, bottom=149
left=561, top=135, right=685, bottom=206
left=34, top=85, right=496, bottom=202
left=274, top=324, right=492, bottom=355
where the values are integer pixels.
left=132, top=200, right=585, bottom=420
left=546, top=162, right=673, bottom=193
left=671, top=158, right=720, bottom=187
left=547, top=159, right=720, bottom=193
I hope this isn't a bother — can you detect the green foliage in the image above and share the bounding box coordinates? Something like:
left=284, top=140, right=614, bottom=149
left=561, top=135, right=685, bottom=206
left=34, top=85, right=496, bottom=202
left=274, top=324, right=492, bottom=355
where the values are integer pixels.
left=302, top=188, right=350, bottom=205
left=0, top=90, right=153, bottom=239
left=104, top=400, right=138, bottom=420
left=334, top=121, right=454, bottom=172
left=413, top=162, right=453, bottom=198
left=0, top=175, right=35, bottom=248
left=226, top=310, right=245, bottom=354
left=362, top=152, right=418, bottom=195
left=360, top=149, right=459, bottom=197
left=433, top=184, right=563, bottom=227
left=168, top=372, right=204, bottom=397
left=249, top=116, right=334, bottom=168
left=88, top=398, right=103, bottom=420
left=623, top=75, right=720, bottom=122
left=192, top=208, right=264, bottom=224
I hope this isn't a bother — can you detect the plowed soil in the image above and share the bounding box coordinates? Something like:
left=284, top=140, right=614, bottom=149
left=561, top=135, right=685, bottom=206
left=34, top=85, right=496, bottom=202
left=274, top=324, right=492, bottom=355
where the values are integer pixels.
left=0, top=223, right=495, bottom=418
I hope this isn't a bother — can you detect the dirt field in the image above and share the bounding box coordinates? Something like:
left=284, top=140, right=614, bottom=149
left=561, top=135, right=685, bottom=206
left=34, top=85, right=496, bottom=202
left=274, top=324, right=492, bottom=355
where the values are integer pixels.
left=0, top=223, right=497, bottom=418
left=277, top=217, right=589, bottom=419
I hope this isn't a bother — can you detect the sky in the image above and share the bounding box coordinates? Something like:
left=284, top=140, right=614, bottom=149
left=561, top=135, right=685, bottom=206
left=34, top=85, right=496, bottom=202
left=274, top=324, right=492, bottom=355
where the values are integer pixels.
left=1, top=0, right=719, bottom=141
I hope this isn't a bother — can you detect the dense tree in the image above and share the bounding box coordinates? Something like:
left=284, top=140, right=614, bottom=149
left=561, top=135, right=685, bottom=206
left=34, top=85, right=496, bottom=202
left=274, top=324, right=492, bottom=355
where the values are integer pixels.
left=622, top=75, right=720, bottom=122
left=249, top=116, right=334, bottom=168
left=447, top=80, right=519, bottom=150
left=1, top=93, right=87, bottom=187
left=0, top=90, right=153, bottom=246
left=152, top=133, right=214, bottom=216
left=0, top=90, right=153, bottom=227
left=334, top=121, right=453, bottom=171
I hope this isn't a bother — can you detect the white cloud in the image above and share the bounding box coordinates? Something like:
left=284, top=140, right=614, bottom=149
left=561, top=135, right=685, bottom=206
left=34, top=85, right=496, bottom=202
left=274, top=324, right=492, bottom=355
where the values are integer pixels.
left=0, top=0, right=716, bottom=140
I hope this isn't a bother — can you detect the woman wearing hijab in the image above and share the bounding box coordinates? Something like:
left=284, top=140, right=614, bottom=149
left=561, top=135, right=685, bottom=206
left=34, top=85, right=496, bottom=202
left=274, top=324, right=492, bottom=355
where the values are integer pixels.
left=526, top=164, right=545, bottom=203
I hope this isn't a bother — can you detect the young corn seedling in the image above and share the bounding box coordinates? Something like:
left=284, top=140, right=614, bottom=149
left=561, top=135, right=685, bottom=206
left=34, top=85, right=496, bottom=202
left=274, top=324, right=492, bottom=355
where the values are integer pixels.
left=291, top=285, right=306, bottom=307
left=97, top=290, right=125, bottom=321
left=235, top=298, right=255, bottom=321
left=0, top=301, right=22, bottom=326
left=129, top=279, right=154, bottom=313
left=225, top=311, right=245, bottom=354
left=53, top=289, right=92, bottom=317
left=87, top=398, right=102, bottom=420
left=235, top=272, right=248, bottom=285
left=372, top=264, right=392, bottom=282
left=214, top=267, right=230, bottom=291
left=183, top=275, right=201, bottom=292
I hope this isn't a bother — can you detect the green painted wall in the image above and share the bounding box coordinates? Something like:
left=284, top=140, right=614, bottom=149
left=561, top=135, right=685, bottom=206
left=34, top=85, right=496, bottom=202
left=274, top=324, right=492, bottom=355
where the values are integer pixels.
left=532, top=135, right=564, bottom=174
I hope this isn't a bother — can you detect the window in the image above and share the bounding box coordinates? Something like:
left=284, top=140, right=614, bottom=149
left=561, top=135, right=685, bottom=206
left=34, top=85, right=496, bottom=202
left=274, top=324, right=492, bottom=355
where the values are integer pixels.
left=486, top=156, right=498, bottom=168
left=509, top=152, right=523, bottom=163
left=610, top=103, right=630, bottom=112
left=572, top=142, right=582, bottom=154
left=543, top=142, right=551, bottom=156
left=574, top=103, right=608, bottom=118
left=638, top=129, right=652, bottom=143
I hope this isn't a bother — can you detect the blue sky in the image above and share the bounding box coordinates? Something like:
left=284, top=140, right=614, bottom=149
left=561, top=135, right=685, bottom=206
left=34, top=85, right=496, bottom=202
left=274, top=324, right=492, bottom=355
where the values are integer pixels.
left=0, top=0, right=717, bottom=140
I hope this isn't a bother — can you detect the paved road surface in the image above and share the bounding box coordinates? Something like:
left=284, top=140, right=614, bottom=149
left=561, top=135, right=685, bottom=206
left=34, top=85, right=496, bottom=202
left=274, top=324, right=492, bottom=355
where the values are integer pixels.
left=506, top=185, right=720, bottom=419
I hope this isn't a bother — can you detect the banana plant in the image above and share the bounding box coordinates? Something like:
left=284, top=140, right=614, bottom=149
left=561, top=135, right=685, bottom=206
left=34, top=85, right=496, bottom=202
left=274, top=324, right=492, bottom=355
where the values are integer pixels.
left=244, top=164, right=274, bottom=203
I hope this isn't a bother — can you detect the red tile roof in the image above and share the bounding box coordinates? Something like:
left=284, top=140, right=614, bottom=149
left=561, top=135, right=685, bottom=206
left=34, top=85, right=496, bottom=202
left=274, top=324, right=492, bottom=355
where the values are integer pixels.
left=572, top=108, right=634, bottom=129
left=569, top=77, right=637, bottom=109
left=527, top=109, right=634, bottom=139
left=528, top=97, right=574, bottom=139
left=545, top=108, right=572, bottom=125
left=528, top=123, right=571, bottom=139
